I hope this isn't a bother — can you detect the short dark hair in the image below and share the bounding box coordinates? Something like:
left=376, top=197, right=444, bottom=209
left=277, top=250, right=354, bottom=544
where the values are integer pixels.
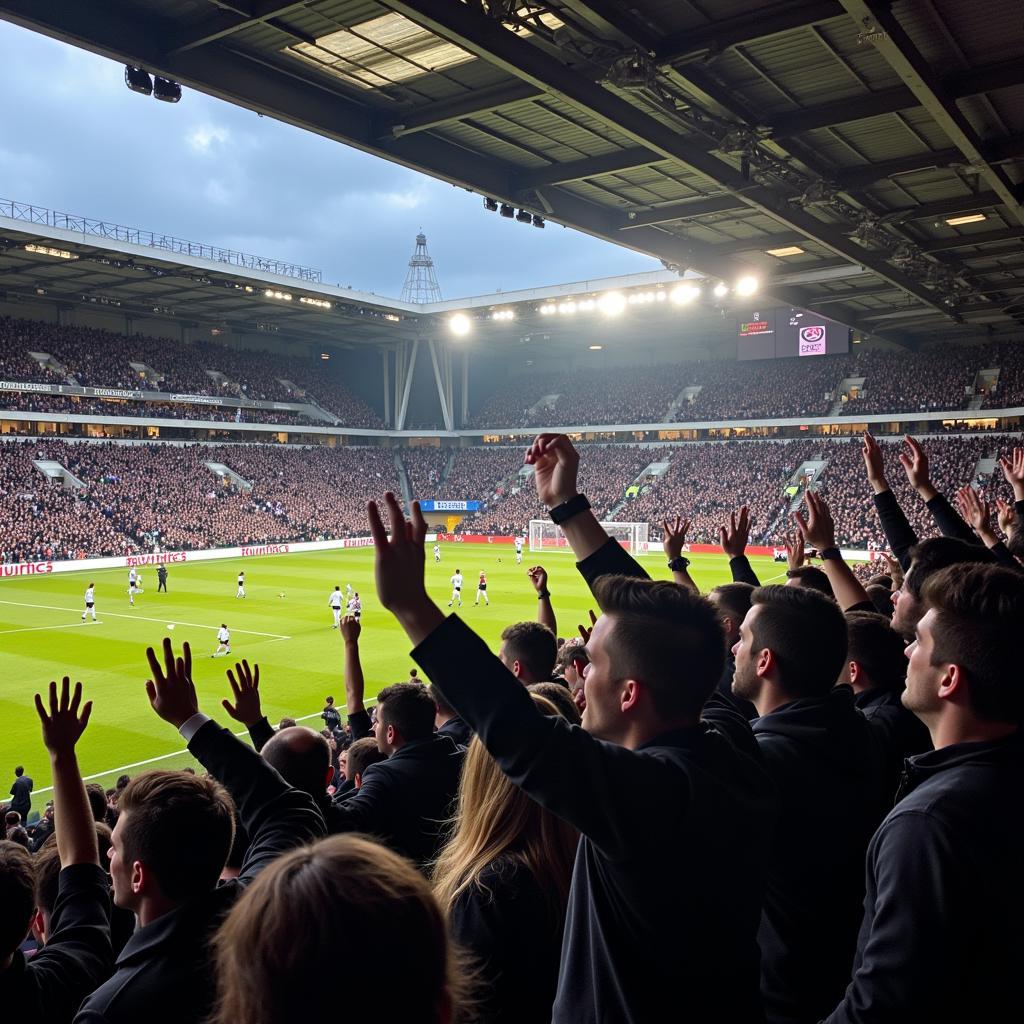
left=554, top=642, right=589, bottom=673
left=119, top=771, right=236, bottom=904
left=922, top=564, right=1024, bottom=723
left=786, top=565, right=834, bottom=598
left=709, top=582, right=755, bottom=626
left=375, top=682, right=437, bottom=742
left=750, top=585, right=848, bottom=699
left=866, top=585, right=895, bottom=618
left=866, top=574, right=893, bottom=591
left=500, top=621, right=557, bottom=680
left=347, top=737, right=387, bottom=781
left=0, top=840, right=35, bottom=957
left=86, top=783, right=109, bottom=823
left=905, top=537, right=995, bottom=598
left=527, top=681, right=581, bottom=723
left=592, top=575, right=725, bottom=719
left=278, top=717, right=297, bottom=730
left=33, top=844, right=62, bottom=919
left=431, top=684, right=456, bottom=717
left=845, top=611, right=906, bottom=692
left=261, top=728, right=331, bottom=800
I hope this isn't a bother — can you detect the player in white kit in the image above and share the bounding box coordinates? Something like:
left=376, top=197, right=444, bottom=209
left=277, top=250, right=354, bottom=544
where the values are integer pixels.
left=474, top=571, right=490, bottom=606
left=328, top=585, right=344, bottom=628
left=347, top=592, right=362, bottom=620
left=128, top=568, right=139, bottom=606
left=448, top=569, right=464, bottom=608
left=81, top=582, right=97, bottom=622
left=212, top=623, right=231, bottom=657
left=515, top=536, right=524, bottom=564
left=434, top=543, right=441, bottom=562
left=236, top=571, right=246, bottom=599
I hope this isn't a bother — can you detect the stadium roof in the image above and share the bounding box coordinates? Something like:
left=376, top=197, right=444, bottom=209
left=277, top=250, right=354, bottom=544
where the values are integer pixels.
left=3, top=0, right=1023, bottom=348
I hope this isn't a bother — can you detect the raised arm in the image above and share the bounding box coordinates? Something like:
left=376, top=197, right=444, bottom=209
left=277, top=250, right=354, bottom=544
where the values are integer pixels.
left=900, top=435, right=975, bottom=542
left=999, top=447, right=1024, bottom=518
left=794, top=491, right=872, bottom=611
left=662, top=516, right=698, bottom=592
left=956, top=485, right=1021, bottom=569
left=720, top=506, right=761, bottom=586
left=339, top=615, right=371, bottom=740
left=862, top=432, right=917, bottom=569
left=220, top=660, right=274, bottom=751
left=527, top=565, right=557, bottom=634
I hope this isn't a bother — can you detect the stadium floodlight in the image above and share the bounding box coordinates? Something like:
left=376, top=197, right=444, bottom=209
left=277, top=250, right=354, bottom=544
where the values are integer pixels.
left=516, top=209, right=532, bottom=224
left=153, top=77, right=182, bottom=103
left=597, top=291, right=626, bottom=317
left=499, top=203, right=515, bottom=218
left=25, top=243, right=76, bottom=260
left=124, top=65, right=153, bottom=96
left=532, top=215, right=545, bottom=228
left=557, top=301, right=577, bottom=314
left=483, top=197, right=498, bottom=212
left=538, top=303, right=556, bottom=315
left=713, top=282, right=729, bottom=299
left=669, top=283, right=701, bottom=305
left=449, top=312, right=472, bottom=336
left=735, top=275, right=759, bottom=297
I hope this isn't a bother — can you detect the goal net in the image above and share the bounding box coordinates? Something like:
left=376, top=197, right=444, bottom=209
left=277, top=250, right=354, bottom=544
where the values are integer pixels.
left=529, top=519, right=649, bottom=555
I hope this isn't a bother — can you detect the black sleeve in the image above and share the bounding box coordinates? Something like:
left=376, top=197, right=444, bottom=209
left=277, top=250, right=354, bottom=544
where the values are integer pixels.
left=247, top=716, right=275, bottom=753
left=988, top=540, right=1024, bottom=570
left=1016, top=499, right=1024, bottom=520
left=347, top=708, right=372, bottom=741
left=27, top=863, right=114, bottom=1022
left=729, top=555, right=761, bottom=586
left=575, top=536, right=651, bottom=593
left=872, top=490, right=918, bottom=570
left=413, top=615, right=690, bottom=861
left=847, top=600, right=876, bottom=613
left=187, top=721, right=326, bottom=884
left=324, top=762, right=399, bottom=836
left=924, top=494, right=976, bottom=543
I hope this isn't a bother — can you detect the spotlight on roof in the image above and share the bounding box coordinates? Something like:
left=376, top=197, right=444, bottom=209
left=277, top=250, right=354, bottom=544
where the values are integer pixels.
left=532, top=214, right=545, bottom=228
left=713, top=282, right=729, bottom=299
left=597, top=291, right=626, bottom=317
left=152, top=77, right=182, bottom=103
left=669, top=283, right=701, bottom=305
left=449, top=313, right=472, bottom=337
left=483, top=197, right=498, bottom=212
left=735, top=275, right=759, bottom=297
left=516, top=209, right=532, bottom=224
left=124, top=65, right=153, bottom=96
left=499, top=203, right=515, bottom=219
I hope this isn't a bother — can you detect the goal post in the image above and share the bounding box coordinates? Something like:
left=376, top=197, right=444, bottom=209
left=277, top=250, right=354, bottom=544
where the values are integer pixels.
left=529, top=519, right=649, bottom=555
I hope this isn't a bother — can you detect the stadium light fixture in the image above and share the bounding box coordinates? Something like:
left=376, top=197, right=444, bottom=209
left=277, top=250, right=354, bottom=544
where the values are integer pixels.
left=589, top=344, right=603, bottom=350
left=945, top=213, right=986, bottom=226
left=713, top=282, right=729, bottom=299
left=299, top=296, right=331, bottom=310
left=516, top=209, right=532, bottom=224
left=499, top=203, right=515, bottom=218
left=597, top=291, right=626, bottom=317
left=557, top=301, right=577, bottom=314
left=449, top=312, right=472, bottom=336
left=124, top=65, right=153, bottom=96
left=669, top=283, right=701, bottom=305
left=264, top=289, right=292, bottom=301
left=483, top=197, right=498, bottom=212
left=765, top=245, right=804, bottom=257
left=538, top=303, right=556, bottom=315
left=25, top=243, right=76, bottom=260
left=153, top=77, right=182, bottom=103
left=490, top=309, right=515, bottom=321
left=735, top=275, right=759, bottom=297
left=532, top=215, right=545, bottom=228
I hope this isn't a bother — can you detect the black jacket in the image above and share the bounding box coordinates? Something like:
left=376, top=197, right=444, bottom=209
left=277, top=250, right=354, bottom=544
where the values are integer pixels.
left=752, top=688, right=887, bottom=1024
left=437, top=715, right=473, bottom=746
left=75, top=720, right=325, bottom=1024
left=825, top=732, right=1024, bottom=1024
left=329, top=734, right=464, bottom=868
left=9, top=774, right=32, bottom=817
left=5, top=863, right=113, bottom=1022
left=415, top=538, right=777, bottom=1024
left=854, top=688, right=931, bottom=803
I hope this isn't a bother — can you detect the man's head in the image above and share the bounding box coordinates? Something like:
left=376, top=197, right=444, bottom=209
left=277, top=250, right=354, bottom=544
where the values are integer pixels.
left=4, top=811, right=19, bottom=829
left=345, top=737, right=387, bottom=787
left=784, top=565, right=834, bottom=599
left=110, top=770, right=235, bottom=919
left=903, top=564, right=1024, bottom=738
left=708, top=582, right=755, bottom=648
left=581, top=575, right=724, bottom=745
left=325, top=696, right=335, bottom=707
left=892, top=537, right=995, bottom=639
left=527, top=681, right=582, bottom=724
left=0, top=840, right=34, bottom=964
left=839, top=611, right=906, bottom=695
left=733, top=585, right=847, bottom=714
left=86, top=782, right=108, bottom=822
left=261, top=727, right=332, bottom=800
left=14, top=766, right=23, bottom=778
left=498, top=621, right=557, bottom=684
left=373, top=682, right=437, bottom=755
left=866, top=584, right=895, bottom=618
left=432, top=685, right=457, bottom=726
left=278, top=717, right=297, bottom=730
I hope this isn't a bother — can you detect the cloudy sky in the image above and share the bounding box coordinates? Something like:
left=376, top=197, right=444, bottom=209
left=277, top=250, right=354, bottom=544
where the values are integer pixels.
left=0, top=20, right=659, bottom=298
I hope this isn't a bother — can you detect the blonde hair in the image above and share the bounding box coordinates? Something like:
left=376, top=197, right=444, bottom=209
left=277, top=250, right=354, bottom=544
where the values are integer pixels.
left=213, top=834, right=472, bottom=1024
left=433, top=695, right=578, bottom=916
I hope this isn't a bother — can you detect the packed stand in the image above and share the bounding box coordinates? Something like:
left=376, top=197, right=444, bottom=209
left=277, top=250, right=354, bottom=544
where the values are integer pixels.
left=401, top=447, right=451, bottom=501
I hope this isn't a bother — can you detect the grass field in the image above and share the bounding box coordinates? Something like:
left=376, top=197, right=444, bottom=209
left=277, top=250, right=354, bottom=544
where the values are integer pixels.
left=1, top=544, right=785, bottom=802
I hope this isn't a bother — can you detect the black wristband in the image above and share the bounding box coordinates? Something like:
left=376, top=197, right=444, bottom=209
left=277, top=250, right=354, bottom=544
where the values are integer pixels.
left=667, top=556, right=690, bottom=571
left=549, top=493, right=591, bottom=525
left=820, top=547, right=842, bottom=561
left=537, top=589, right=551, bottom=600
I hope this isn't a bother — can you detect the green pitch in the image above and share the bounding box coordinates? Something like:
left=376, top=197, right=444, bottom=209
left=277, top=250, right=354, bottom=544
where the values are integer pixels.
left=1, top=545, right=785, bottom=801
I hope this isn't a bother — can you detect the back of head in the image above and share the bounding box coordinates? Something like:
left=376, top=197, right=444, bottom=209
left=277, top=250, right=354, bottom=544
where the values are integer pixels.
left=845, top=611, right=907, bottom=692
left=710, top=582, right=755, bottom=628
left=261, top=727, right=331, bottom=800
left=785, top=565, right=834, bottom=599
left=866, top=574, right=893, bottom=591
left=921, top=564, right=1024, bottom=724
left=527, top=681, right=582, bottom=724
left=499, top=621, right=557, bottom=681
left=86, top=782, right=109, bottom=822
left=14, top=766, right=23, bottom=778
left=906, top=537, right=995, bottom=600
left=749, top=584, right=848, bottom=699
left=866, top=585, right=895, bottom=618
left=213, top=834, right=468, bottom=1024
left=554, top=641, right=589, bottom=676
left=376, top=682, right=437, bottom=743
left=432, top=684, right=456, bottom=718
left=0, top=840, right=34, bottom=960
left=592, top=575, right=725, bottom=719
left=119, top=770, right=236, bottom=904
left=346, top=737, right=387, bottom=782
left=6, top=827, right=29, bottom=849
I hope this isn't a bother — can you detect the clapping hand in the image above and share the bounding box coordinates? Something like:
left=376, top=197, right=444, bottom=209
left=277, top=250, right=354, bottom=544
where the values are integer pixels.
left=955, top=485, right=995, bottom=542
left=367, top=492, right=429, bottom=616
left=527, top=565, right=549, bottom=594
left=719, top=506, right=750, bottom=559
left=899, top=436, right=933, bottom=495
left=222, top=660, right=262, bottom=727
left=36, top=677, right=93, bottom=756
left=996, top=498, right=1017, bottom=539
left=145, top=637, right=200, bottom=730
left=525, top=434, right=580, bottom=508
left=999, top=447, right=1024, bottom=500
left=783, top=529, right=804, bottom=571
left=793, top=489, right=836, bottom=551
left=662, top=516, right=691, bottom=561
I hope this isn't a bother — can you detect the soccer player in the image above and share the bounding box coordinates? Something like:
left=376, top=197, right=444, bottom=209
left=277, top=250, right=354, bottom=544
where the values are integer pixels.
left=434, top=543, right=441, bottom=563
left=515, top=535, right=524, bottom=564
left=81, top=582, right=97, bottom=622
left=236, top=571, right=246, bottom=599
left=345, top=582, right=353, bottom=600
left=128, top=567, right=139, bottom=606
left=328, top=585, right=344, bottom=628
left=212, top=623, right=231, bottom=658
left=475, top=570, right=490, bottom=606
left=448, top=569, right=464, bottom=608
left=347, top=591, right=362, bottom=621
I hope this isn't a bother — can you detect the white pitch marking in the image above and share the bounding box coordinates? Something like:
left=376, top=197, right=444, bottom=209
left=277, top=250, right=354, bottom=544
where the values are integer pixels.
left=0, top=621, right=105, bottom=636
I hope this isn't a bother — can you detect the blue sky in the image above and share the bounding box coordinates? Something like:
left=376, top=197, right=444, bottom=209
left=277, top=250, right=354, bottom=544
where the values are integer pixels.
left=0, top=20, right=658, bottom=298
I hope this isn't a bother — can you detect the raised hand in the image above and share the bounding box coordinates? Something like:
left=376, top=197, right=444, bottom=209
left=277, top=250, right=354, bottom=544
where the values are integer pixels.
left=996, top=498, right=1017, bottom=538
left=794, top=489, right=836, bottom=551
left=222, top=659, right=262, bottom=726
left=999, top=447, right=1024, bottom=500
left=577, top=608, right=597, bottom=644
left=35, top=677, right=93, bottom=755
left=784, top=529, right=804, bottom=571
left=719, top=506, right=750, bottom=559
left=339, top=614, right=361, bottom=645
left=898, top=436, right=933, bottom=496
left=662, top=516, right=691, bottom=561
left=861, top=432, right=888, bottom=492
left=527, top=565, right=549, bottom=594
left=955, top=485, right=995, bottom=541
left=145, top=637, right=199, bottom=729
left=525, top=433, right=580, bottom=508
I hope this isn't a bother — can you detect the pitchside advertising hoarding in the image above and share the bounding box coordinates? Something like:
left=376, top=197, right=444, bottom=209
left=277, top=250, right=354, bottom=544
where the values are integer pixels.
left=737, top=307, right=851, bottom=361
left=418, top=500, right=482, bottom=512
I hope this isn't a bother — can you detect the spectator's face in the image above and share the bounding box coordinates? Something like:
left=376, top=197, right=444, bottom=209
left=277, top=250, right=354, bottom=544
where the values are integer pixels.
left=890, top=571, right=923, bottom=640
left=901, top=609, right=944, bottom=722
left=731, top=607, right=764, bottom=703
left=339, top=749, right=349, bottom=778
left=108, top=814, right=136, bottom=911
left=580, top=615, right=627, bottom=741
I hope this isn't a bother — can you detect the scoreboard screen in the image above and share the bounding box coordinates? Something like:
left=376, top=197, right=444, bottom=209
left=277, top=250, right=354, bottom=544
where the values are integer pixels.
left=738, top=307, right=850, bottom=360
